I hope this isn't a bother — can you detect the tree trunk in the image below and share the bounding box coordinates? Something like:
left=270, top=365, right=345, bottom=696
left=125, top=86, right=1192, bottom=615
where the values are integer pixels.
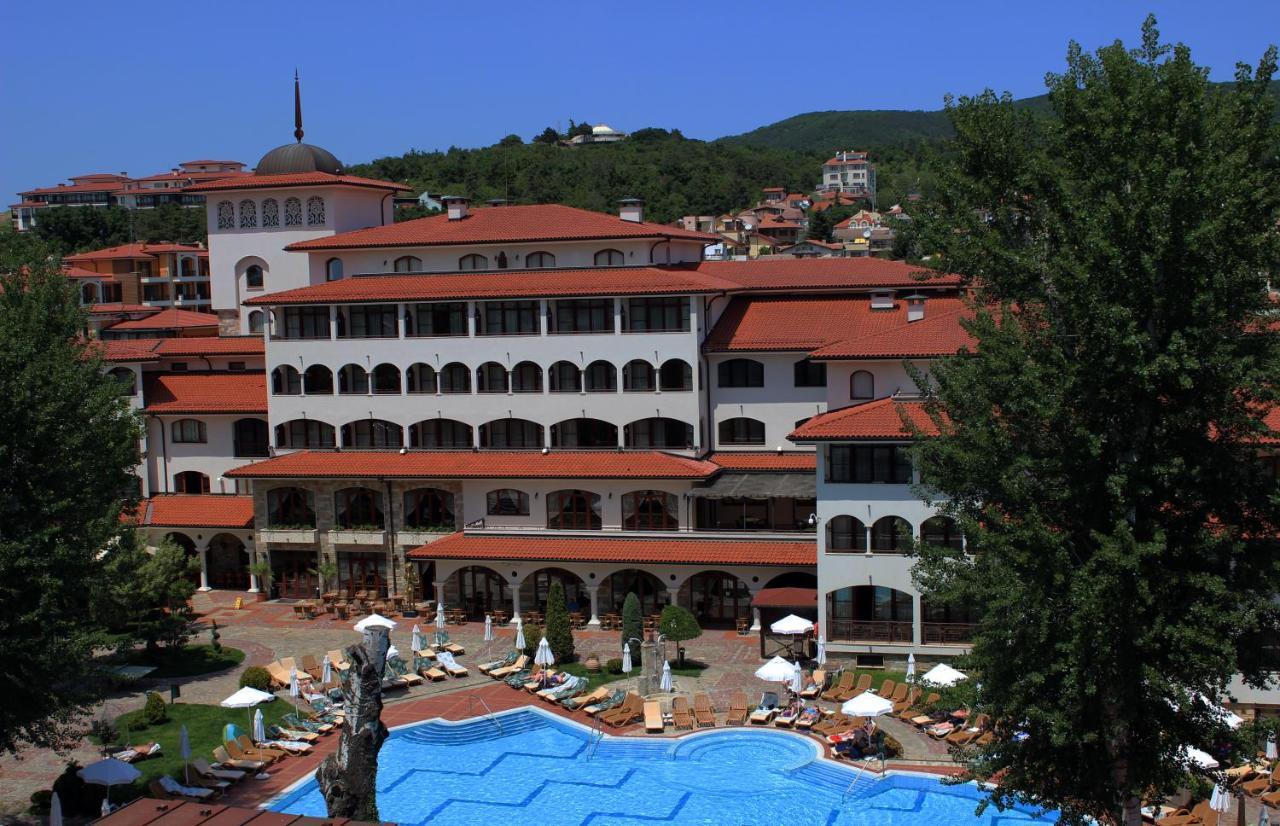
left=317, top=628, right=389, bottom=821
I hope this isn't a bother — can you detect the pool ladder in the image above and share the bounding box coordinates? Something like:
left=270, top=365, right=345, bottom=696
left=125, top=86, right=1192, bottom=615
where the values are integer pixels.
left=467, top=694, right=503, bottom=735
left=841, top=761, right=867, bottom=804
left=585, top=715, right=604, bottom=760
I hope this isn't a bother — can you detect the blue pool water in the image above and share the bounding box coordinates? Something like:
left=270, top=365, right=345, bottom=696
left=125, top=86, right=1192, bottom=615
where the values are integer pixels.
left=269, top=709, right=1058, bottom=825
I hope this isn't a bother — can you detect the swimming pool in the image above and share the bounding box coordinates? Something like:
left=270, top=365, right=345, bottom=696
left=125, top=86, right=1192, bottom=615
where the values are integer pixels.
left=269, top=707, right=1058, bottom=825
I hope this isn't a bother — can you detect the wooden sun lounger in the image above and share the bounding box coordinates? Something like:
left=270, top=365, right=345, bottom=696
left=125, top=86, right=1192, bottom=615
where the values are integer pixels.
left=299, top=654, right=324, bottom=680
left=601, top=694, right=644, bottom=727
left=192, top=758, right=244, bottom=783
left=488, top=654, right=528, bottom=679
left=692, top=693, right=716, bottom=727
left=671, top=696, right=694, bottom=730
left=212, top=745, right=264, bottom=771
left=237, top=735, right=289, bottom=761
left=891, top=686, right=918, bottom=714
left=224, top=738, right=276, bottom=765
left=897, top=692, right=939, bottom=721
left=825, top=672, right=854, bottom=700
left=264, top=660, right=292, bottom=689
left=800, top=670, right=825, bottom=700
left=812, top=713, right=849, bottom=735
left=326, top=650, right=350, bottom=670
left=877, top=679, right=896, bottom=697
left=564, top=686, right=610, bottom=709
left=726, top=691, right=749, bottom=726
left=1161, top=800, right=1218, bottom=826
left=644, top=701, right=664, bottom=733
left=1241, top=765, right=1280, bottom=797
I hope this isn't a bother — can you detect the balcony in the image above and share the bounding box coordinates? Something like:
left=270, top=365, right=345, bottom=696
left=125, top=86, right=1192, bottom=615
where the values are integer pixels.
left=827, top=619, right=914, bottom=644
left=259, top=527, right=317, bottom=544
left=329, top=528, right=386, bottom=545
left=922, top=622, right=976, bottom=646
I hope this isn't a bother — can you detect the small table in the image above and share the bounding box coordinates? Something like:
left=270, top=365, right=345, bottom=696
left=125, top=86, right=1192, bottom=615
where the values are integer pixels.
left=491, top=610, right=509, bottom=625
left=569, top=612, right=585, bottom=628
left=525, top=610, right=544, bottom=625
left=600, top=613, right=621, bottom=630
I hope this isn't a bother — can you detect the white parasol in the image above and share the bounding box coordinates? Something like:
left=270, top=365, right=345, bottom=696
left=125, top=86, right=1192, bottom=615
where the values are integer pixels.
left=621, top=642, right=632, bottom=673
left=789, top=661, right=804, bottom=694
left=484, top=614, right=494, bottom=641
left=514, top=617, right=526, bottom=650
left=354, top=613, right=396, bottom=632
left=252, top=708, right=266, bottom=743
left=49, top=793, right=62, bottom=826
left=754, top=656, right=795, bottom=683
left=769, top=614, right=814, bottom=635
left=411, top=624, right=423, bottom=652
left=905, top=652, right=916, bottom=682
left=815, top=634, right=827, bottom=666
left=660, top=660, right=673, bottom=692
left=321, top=656, right=332, bottom=686
left=921, top=663, right=967, bottom=687
left=220, top=685, right=275, bottom=734
left=841, top=691, right=894, bottom=718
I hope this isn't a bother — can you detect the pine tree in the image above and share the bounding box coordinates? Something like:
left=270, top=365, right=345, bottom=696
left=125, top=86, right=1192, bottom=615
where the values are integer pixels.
left=621, top=593, right=643, bottom=667
left=543, top=580, right=575, bottom=662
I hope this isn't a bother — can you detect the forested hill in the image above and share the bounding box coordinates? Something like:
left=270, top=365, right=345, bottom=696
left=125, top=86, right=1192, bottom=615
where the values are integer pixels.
left=345, top=129, right=819, bottom=225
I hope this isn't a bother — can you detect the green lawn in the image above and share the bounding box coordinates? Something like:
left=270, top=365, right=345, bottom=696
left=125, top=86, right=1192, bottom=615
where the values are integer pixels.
left=111, top=645, right=245, bottom=679
left=100, top=699, right=296, bottom=801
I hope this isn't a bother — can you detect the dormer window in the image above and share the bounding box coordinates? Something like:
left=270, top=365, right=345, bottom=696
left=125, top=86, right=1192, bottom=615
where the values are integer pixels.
left=870, top=292, right=894, bottom=310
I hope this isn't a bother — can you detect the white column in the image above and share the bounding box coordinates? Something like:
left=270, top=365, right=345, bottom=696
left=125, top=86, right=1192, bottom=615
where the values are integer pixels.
left=911, top=593, right=923, bottom=647
left=864, top=525, right=873, bottom=554
left=196, top=543, right=210, bottom=591
left=433, top=580, right=445, bottom=605
left=247, top=550, right=260, bottom=593
left=587, top=586, right=601, bottom=628
left=511, top=585, right=522, bottom=624
left=750, top=604, right=762, bottom=632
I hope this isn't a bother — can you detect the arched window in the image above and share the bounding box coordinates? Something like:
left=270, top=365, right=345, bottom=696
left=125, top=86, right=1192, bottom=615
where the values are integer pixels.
left=871, top=516, right=913, bottom=552
left=547, top=489, right=602, bottom=530
left=718, top=417, right=765, bottom=445
left=850, top=370, right=875, bottom=401
left=622, top=490, right=678, bottom=531
left=272, top=365, right=302, bottom=395
left=659, top=359, right=693, bottom=391
left=267, top=487, right=314, bottom=527
left=408, top=419, right=473, bottom=448
left=922, top=515, right=964, bottom=550
left=718, top=358, right=764, bottom=388
left=548, top=361, right=581, bottom=393
left=238, top=200, right=257, bottom=228
left=510, top=361, right=542, bottom=393
left=826, top=515, right=866, bottom=551
left=458, top=253, right=488, bottom=271
left=405, top=363, right=437, bottom=394
left=403, top=488, right=455, bottom=529
left=623, top=360, right=655, bottom=392
left=284, top=197, right=303, bottom=226
left=370, top=363, right=401, bottom=394
left=233, top=418, right=269, bottom=457
left=479, top=418, right=543, bottom=448
left=550, top=418, right=617, bottom=448
left=275, top=419, right=335, bottom=448
left=650, top=241, right=672, bottom=264
left=216, top=201, right=235, bottom=229
left=594, top=248, right=624, bottom=266
left=173, top=470, right=210, bottom=494
left=303, top=364, right=334, bottom=394
left=341, top=419, right=404, bottom=448
left=306, top=196, right=325, bottom=226
left=486, top=489, right=529, bottom=516
left=338, top=363, right=368, bottom=394
left=476, top=362, right=509, bottom=393
left=334, top=487, right=383, bottom=528
left=438, top=362, right=471, bottom=393
left=583, top=360, right=616, bottom=392
left=261, top=198, right=279, bottom=227
left=625, top=418, right=694, bottom=449
left=109, top=367, right=136, bottom=395
left=248, top=310, right=265, bottom=334
left=525, top=251, right=555, bottom=268
left=245, top=265, right=264, bottom=290
left=171, top=419, right=207, bottom=443
left=393, top=255, right=422, bottom=272
left=326, top=258, right=344, bottom=282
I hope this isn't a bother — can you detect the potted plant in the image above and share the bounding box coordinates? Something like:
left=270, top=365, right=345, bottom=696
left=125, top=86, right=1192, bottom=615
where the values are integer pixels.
left=248, top=560, right=274, bottom=601
left=584, top=652, right=601, bottom=673
left=313, top=558, right=339, bottom=595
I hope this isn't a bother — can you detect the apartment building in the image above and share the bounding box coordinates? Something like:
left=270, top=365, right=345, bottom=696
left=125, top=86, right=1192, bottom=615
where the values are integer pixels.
left=820, top=151, right=877, bottom=201
left=64, top=242, right=212, bottom=312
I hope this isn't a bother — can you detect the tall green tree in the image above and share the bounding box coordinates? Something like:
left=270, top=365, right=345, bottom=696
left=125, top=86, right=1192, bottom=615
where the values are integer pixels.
left=657, top=604, right=701, bottom=666
left=0, top=258, right=141, bottom=754
left=543, top=580, right=575, bottom=662
left=909, top=19, right=1280, bottom=825
left=621, top=593, right=643, bottom=667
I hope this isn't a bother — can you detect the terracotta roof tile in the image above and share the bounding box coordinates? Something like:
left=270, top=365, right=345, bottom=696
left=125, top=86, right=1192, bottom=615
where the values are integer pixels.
left=1261, top=406, right=1280, bottom=445
left=808, top=307, right=976, bottom=360
left=789, top=397, right=941, bottom=441
left=143, top=372, right=267, bottom=414
left=91, top=339, right=164, bottom=363
left=225, top=450, right=719, bottom=480
left=283, top=204, right=717, bottom=251
left=137, top=495, right=254, bottom=529
left=63, top=265, right=114, bottom=280
left=64, top=242, right=204, bottom=262
left=751, top=587, right=817, bottom=608
left=406, top=532, right=814, bottom=566
left=706, top=295, right=968, bottom=352
left=709, top=452, right=816, bottom=471
left=186, top=171, right=410, bottom=193
left=91, top=336, right=263, bottom=363
left=696, top=258, right=960, bottom=291
left=244, top=266, right=735, bottom=306
left=106, top=309, right=220, bottom=332
left=88, top=303, right=159, bottom=314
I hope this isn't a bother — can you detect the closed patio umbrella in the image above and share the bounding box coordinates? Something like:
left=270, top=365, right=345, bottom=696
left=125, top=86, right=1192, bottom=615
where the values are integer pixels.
left=1209, top=785, right=1231, bottom=820
left=1266, top=734, right=1277, bottom=760
left=789, top=661, right=804, bottom=694
left=484, top=615, right=494, bottom=641
left=321, top=657, right=332, bottom=686
left=622, top=642, right=632, bottom=674
left=289, top=666, right=300, bottom=713
left=660, top=660, right=673, bottom=692
left=534, top=636, right=555, bottom=668
left=905, top=653, right=916, bottom=682
left=49, top=792, right=62, bottom=826
left=179, top=725, right=191, bottom=783
left=436, top=603, right=446, bottom=630
left=815, top=634, right=827, bottom=666
left=515, top=617, right=526, bottom=651
left=841, top=691, right=894, bottom=718
left=411, top=624, right=423, bottom=652
left=253, top=708, right=266, bottom=743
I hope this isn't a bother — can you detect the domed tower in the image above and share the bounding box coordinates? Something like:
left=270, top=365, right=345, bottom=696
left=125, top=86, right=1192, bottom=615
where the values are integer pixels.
left=254, top=77, right=345, bottom=176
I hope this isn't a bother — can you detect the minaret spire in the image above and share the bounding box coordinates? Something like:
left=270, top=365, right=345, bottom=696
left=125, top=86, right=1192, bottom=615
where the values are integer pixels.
left=293, top=70, right=304, bottom=143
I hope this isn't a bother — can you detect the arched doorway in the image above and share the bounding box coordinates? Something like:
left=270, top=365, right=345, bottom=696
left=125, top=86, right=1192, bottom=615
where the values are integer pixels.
left=763, top=571, right=818, bottom=589
left=601, top=569, right=665, bottom=616
left=207, top=533, right=249, bottom=590
left=164, top=532, right=200, bottom=584
left=446, top=565, right=510, bottom=620
left=519, top=568, right=587, bottom=616
left=826, top=585, right=914, bottom=643
left=677, top=570, right=750, bottom=628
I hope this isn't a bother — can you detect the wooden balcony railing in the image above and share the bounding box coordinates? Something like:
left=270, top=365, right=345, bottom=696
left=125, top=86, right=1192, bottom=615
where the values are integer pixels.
left=827, top=619, right=914, bottom=644
left=922, top=622, right=976, bottom=646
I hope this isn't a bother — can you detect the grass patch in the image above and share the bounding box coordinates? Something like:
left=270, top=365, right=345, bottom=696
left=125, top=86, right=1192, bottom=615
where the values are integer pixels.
left=99, top=699, right=297, bottom=802
left=560, top=659, right=708, bottom=692
left=114, top=644, right=244, bottom=679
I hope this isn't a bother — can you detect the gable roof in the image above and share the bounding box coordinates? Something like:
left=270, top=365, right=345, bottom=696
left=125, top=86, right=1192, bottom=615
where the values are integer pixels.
left=808, top=307, right=976, bottom=360
left=405, top=532, right=814, bottom=567
left=143, top=372, right=267, bottom=414
left=282, top=204, right=718, bottom=251
left=788, top=397, right=941, bottom=442
left=136, top=495, right=254, bottom=529
left=93, top=336, right=264, bottom=362
left=708, top=452, right=816, bottom=472
left=105, top=309, right=220, bottom=332
left=225, top=450, right=719, bottom=480
left=696, top=258, right=960, bottom=291
left=64, top=242, right=205, bottom=263
left=186, top=171, right=410, bottom=193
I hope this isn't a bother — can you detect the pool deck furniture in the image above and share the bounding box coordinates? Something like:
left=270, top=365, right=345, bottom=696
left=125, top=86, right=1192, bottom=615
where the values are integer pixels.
left=487, top=654, right=529, bottom=679
left=877, top=679, right=896, bottom=697
left=643, top=701, right=664, bottom=733
left=212, top=745, right=264, bottom=771
left=800, top=670, right=825, bottom=699
left=692, top=693, right=716, bottom=727
left=671, top=696, right=694, bottom=730
left=1241, top=765, right=1280, bottom=796
left=726, top=691, right=749, bottom=726
left=601, top=694, right=644, bottom=727
left=749, top=692, right=780, bottom=725
left=824, top=672, right=854, bottom=700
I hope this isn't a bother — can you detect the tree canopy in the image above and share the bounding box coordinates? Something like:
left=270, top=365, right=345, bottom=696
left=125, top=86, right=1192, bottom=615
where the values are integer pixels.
left=29, top=204, right=207, bottom=255
left=909, top=19, right=1280, bottom=825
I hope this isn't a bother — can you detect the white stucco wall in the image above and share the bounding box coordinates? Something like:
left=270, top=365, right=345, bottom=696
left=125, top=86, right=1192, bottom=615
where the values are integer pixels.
left=145, top=414, right=267, bottom=495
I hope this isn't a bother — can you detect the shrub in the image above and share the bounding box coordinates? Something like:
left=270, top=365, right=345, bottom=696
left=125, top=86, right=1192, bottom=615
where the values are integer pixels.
left=239, top=665, right=272, bottom=691
left=209, top=619, right=221, bottom=653
left=29, top=789, right=52, bottom=815
left=658, top=604, right=702, bottom=665
left=520, top=625, right=543, bottom=658
left=142, top=691, right=167, bottom=725
left=605, top=657, right=623, bottom=674
left=88, top=715, right=118, bottom=744
left=621, top=592, right=643, bottom=666
left=543, top=580, right=575, bottom=663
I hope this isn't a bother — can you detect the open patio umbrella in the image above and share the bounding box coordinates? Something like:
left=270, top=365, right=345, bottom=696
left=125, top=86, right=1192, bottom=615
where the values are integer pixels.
left=49, top=792, right=62, bottom=826
left=660, top=660, right=673, bottom=692
left=921, top=663, right=967, bottom=687
left=79, top=758, right=141, bottom=810
left=769, top=614, right=814, bottom=660
left=754, top=656, right=796, bottom=683
left=841, top=691, right=894, bottom=718
left=621, top=642, right=632, bottom=674
left=253, top=708, right=266, bottom=743
left=905, top=653, right=916, bottom=682
left=411, top=624, right=423, bottom=652
left=353, top=613, right=396, bottom=632
left=179, top=725, right=191, bottom=783
left=1182, top=745, right=1219, bottom=769
left=515, top=617, right=526, bottom=651
left=220, top=685, right=275, bottom=736
left=534, top=636, right=555, bottom=668
left=815, top=634, right=827, bottom=666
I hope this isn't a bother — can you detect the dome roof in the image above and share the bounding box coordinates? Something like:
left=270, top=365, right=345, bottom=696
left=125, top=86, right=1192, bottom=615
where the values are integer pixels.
left=254, top=142, right=343, bottom=176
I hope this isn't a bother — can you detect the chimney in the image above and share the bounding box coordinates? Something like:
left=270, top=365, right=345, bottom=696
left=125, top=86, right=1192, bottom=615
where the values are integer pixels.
left=906, top=294, right=926, bottom=322
left=618, top=197, right=644, bottom=223
left=442, top=196, right=470, bottom=221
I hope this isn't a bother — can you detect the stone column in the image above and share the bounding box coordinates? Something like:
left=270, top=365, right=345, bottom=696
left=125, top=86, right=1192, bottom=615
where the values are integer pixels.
left=510, top=585, right=522, bottom=624
left=196, top=543, right=211, bottom=591
left=587, top=586, right=601, bottom=628
left=248, top=549, right=261, bottom=593
left=750, top=603, right=762, bottom=632
left=433, top=580, right=445, bottom=606
left=864, top=524, right=873, bottom=554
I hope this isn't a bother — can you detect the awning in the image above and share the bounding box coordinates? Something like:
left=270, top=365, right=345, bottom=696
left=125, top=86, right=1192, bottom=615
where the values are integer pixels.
left=691, top=472, right=815, bottom=499
left=752, top=587, right=818, bottom=608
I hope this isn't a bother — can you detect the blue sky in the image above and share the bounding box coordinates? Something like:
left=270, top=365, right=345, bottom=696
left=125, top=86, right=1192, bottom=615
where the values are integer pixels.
left=1, top=0, right=1276, bottom=202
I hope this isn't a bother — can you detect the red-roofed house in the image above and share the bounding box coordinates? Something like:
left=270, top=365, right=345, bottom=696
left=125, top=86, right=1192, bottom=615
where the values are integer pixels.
left=820, top=150, right=876, bottom=199
left=63, top=242, right=211, bottom=314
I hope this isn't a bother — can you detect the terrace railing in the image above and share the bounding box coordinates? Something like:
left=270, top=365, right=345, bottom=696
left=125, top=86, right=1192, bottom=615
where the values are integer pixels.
left=921, top=622, right=976, bottom=646
left=827, top=619, right=914, bottom=644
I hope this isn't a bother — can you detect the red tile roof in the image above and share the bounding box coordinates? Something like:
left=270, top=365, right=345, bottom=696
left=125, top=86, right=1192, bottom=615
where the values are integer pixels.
left=186, top=172, right=410, bottom=193
left=89, top=303, right=159, bottom=315
left=143, top=372, right=267, bottom=414
left=706, top=294, right=968, bottom=352
left=64, top=242, right=204, bottom=262
left=225, top=450, right=719, bottom=480
left=136, top=495, right=254, bottom=529
left=788, top=397, right=941, bottom=442
left=808, top=307, right=977, bottom=360
left=20, top=180, right=127, bottom=195
left=63, top=265, right=114, bottom=280
left=244, top=266, right=734, bottom=306
left=92, top=339, right=164, bottom=363
left=751, top=587, right=817, bottom=608
left=283, top=204, right=718, bottom=251
left=1261, top=406, right=1280, bottom=445
left=709, top=452, right=816, bottom=471
left=406, top=532, right=815, bottom=566
left=696, top=258, right=960, bottom=291
left=92, top=337, right=265, bottom=362
left=106, top=309, right=220, bottom=332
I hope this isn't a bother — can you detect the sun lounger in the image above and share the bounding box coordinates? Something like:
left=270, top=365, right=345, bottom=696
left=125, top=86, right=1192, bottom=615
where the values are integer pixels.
left=946, top=725, right=983, bottom=746
left=584, top=690, right=627, bottom=716
left=812, top=712, right=850, bottom=735
left=435, top=651, right=469, bottom=677
left=111, top=742, right=162, bottom=762
left=237, top=735, right=289, bottom=761
left=259, top=739, right=311, bottom=754
left=827, top=716, right=867, bottom=738
left=800, top=670, right=825, bottom=700
left=692, top=693, right=716, bottom=727
left=893, top=687, right=921, bottom=715
left=564, top=686, right=610, bottom=709
left=877, top=679, right=896, bottom=697
left=1241, top=765, right=1280, bottom=797
left=152, top=777, right=216, bottom=801
left=1260, top=788, right=1280, bottom=808
left=887, top=683, right=909, bottom=706
left=726, top=691, right=749, bottom=726
left=284, top=712, right=333, bottom=734
left=488, top=654, right=528, bottom=679
left=224, top=739, right=276, bottom=765
left=478, top=651, right=518, bottom=674
left=326, top=650, right=351, bottom=671
left=193, top=758, right=244, bottom=783
left=413, top=650, right=447, bottom=681
left=212, top=745, right=264, bottom=771
left=539, top=676, right=583, bottom=702
left=774, top=705, right=801, bottom=727
left=749, top=691, right=780, bottom=725
left=825, top=672, right=854, bottom=700
left=434, top=631, right=465, bottom=656
left=644, top=701, right=664, bottom=733
left=671, top=696, right=694, bottom=730
left=898, top=692, right=939, bottom=722
left=602, top=694, right=644, bottom=727
left=795, top=707, right=822, bottom=730
left=1161, top=800, right=1217, bottom=826
left=299, top=654, right=325, bottom=680
left=268, top=724, right=319, bottom=743
left=387, top=655, right=425, bottom=686
left=265, top=660, right=293, bottom=689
